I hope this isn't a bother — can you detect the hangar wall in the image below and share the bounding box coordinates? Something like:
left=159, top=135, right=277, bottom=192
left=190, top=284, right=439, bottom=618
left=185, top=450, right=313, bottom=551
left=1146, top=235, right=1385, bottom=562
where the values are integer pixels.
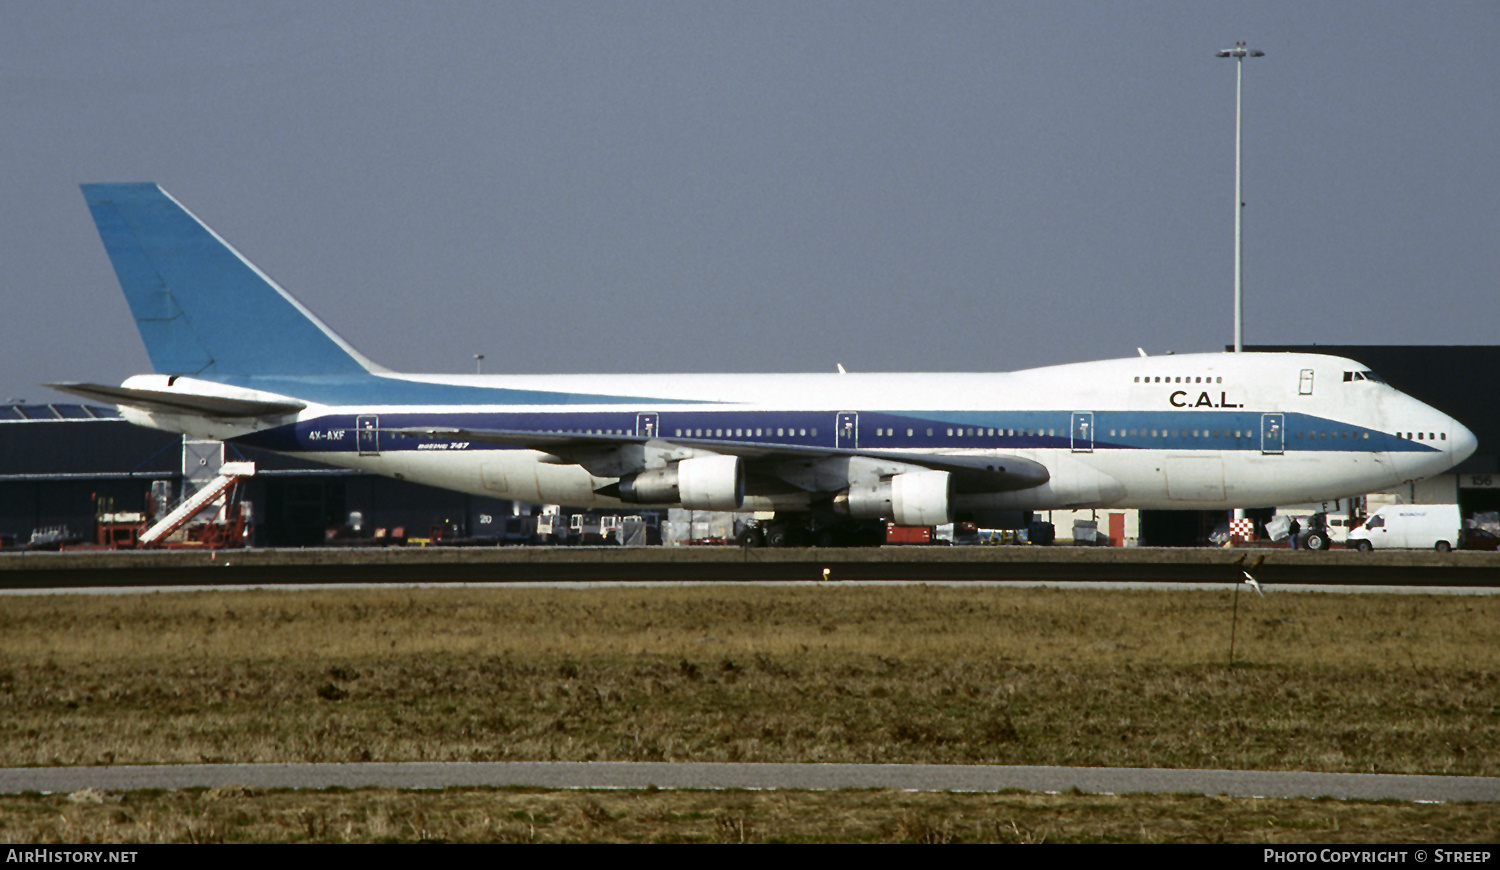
left=0, top=404, right=514, bottom=547
left=5, top=345, right=1494, bottom=549
left=1248, top=346, right=1499, bottom=519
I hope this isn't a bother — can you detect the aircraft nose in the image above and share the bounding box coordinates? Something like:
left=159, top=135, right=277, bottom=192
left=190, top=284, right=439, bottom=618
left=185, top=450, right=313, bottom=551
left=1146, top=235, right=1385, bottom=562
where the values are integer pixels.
left=1449, top=418, right=1478, bottom=468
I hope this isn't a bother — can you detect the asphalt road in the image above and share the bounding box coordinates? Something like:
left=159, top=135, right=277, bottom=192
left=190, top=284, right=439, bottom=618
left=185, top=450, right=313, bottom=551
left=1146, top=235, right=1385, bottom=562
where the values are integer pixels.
left=3, top=762, right=1496, bottom=802
left=4, top=545, right=1500, bottom=588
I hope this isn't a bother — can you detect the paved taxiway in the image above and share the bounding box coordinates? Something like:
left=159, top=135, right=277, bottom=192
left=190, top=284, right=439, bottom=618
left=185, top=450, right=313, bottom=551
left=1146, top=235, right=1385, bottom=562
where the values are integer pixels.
left=4, top=580, right=1499, bottom=598
left=3, top=762, right=1496, bottom=802
left=4, top=546, right=1500, bottom=589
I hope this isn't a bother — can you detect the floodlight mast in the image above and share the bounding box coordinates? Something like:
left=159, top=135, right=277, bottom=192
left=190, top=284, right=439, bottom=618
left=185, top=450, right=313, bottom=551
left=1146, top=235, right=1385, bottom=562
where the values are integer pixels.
left=1216, top=43, right=1264, bottom=354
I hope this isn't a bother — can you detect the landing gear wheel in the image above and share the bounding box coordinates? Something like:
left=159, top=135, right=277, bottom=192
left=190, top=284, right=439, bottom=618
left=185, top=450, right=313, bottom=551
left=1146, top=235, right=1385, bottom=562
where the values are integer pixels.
left=1303, top=531, right=1328, bottom=551
left=763, top=526, right=792, bottom=548
left=737, top=527, right=763, bottom=548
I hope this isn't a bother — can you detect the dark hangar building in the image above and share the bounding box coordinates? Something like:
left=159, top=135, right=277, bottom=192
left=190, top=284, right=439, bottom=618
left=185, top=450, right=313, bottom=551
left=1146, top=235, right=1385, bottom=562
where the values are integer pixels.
left=1249, top=345, right=1498, bottom=512
left=1137, top=345, right=1498, bottom=547
left=0, top=404, right=514, bottom=548
left=2, top=345, right=1494, bottom=548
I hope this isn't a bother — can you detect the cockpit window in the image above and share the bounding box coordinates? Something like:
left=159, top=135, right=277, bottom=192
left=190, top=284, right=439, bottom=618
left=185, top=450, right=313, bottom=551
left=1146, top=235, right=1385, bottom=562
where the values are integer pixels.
left=1362, top=370, right=1385, bottom=384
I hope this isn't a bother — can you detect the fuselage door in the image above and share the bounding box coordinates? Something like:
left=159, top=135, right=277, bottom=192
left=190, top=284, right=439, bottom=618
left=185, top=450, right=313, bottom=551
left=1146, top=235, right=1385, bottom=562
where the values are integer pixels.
left=1071, top=411, right=1094, bottom=453
left=357, top=415, right=380, bottom=456
left=1299, top=369, right=1314, bottom=395
left=836, top=412, right=858, bottom=449
left=1261, top=413, right=1285, bottom=455
left=636, top=412, right=659, bottom=438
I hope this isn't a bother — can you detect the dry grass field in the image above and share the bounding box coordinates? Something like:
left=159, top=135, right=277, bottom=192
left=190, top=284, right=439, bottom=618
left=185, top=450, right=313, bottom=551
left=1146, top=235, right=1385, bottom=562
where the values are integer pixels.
left=0, top=582, right=1495, bottom=842
left=5, top=785, right=1497, bottom=844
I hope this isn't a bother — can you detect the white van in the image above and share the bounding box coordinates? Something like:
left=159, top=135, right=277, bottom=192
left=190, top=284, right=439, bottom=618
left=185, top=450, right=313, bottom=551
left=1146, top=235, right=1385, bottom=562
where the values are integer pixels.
left=1346, top=504, right=1462, bottom=552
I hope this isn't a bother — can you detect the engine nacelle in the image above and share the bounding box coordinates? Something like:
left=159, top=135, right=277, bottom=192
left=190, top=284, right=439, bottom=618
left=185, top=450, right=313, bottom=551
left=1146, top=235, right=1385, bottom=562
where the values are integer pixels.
left=833, top=470, right=952, bottom=526
left=618, top=455, right=744, bottom=510
left=678, top=455, right=745, bottom=510
left=890, top=470, right=952, bottom=526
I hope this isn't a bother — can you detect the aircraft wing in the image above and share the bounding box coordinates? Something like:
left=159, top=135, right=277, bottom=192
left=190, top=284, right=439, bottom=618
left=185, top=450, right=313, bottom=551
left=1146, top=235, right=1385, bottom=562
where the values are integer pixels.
left=391, top=426, right=647, bottom=450
left=392, top=425, right=1050, bottom=494
left=47, top=382, right=306, bottom=418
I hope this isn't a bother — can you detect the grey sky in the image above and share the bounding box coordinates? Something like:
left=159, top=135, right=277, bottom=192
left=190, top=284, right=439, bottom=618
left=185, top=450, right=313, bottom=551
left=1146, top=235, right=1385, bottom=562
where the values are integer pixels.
left=3, top=2, right=1496, bottom=403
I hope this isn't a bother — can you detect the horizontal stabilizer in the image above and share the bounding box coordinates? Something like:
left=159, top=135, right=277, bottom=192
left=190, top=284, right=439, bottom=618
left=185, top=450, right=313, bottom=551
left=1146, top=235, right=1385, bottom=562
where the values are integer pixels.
left=47, top=382, right=305, bottom=419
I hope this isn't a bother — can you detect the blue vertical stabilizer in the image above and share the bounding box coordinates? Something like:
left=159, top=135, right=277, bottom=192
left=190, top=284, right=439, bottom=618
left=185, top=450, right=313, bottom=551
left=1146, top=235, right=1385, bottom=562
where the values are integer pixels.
left=81, top=183, right=378, bottom=378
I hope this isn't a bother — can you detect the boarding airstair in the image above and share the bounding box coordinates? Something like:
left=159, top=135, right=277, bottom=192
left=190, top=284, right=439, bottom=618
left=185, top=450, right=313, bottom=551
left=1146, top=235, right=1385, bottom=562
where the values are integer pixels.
left=138, top=461, right=255, bottom=546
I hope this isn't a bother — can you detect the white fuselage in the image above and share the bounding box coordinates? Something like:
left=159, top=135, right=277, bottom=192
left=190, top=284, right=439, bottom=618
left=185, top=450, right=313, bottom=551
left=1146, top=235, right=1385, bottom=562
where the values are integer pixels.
left=117, top=351, right=1476, bottom=514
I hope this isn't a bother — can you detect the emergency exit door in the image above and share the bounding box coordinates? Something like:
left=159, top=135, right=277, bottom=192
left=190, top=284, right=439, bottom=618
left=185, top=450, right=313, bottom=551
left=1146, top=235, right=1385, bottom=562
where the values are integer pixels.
left=357, top=415, right=380, bottom=456
left=1071, top=412, right=1094, bottom=453
left=1261, top=413, right=1285, bottom=455
left=836, top=412, right=858, bottom=449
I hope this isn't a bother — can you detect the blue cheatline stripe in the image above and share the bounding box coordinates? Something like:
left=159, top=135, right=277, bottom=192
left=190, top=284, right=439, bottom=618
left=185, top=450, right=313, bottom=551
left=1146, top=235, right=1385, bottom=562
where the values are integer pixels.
left=82, top=183, right=371, bottom=378
left=229, top=407, right=1434, bottom=455
left=909, top=409, right=1427, bottom=453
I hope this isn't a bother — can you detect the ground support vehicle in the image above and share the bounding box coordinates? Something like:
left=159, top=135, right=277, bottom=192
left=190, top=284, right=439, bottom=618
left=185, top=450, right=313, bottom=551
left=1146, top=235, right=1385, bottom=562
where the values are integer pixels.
left=1345, top=504, right=1461, bottom=552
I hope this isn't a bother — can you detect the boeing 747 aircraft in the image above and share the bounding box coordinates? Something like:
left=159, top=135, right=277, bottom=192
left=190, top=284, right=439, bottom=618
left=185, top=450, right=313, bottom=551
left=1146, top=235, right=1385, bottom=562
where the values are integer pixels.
left=53, top=184, right=1476, bottom=544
